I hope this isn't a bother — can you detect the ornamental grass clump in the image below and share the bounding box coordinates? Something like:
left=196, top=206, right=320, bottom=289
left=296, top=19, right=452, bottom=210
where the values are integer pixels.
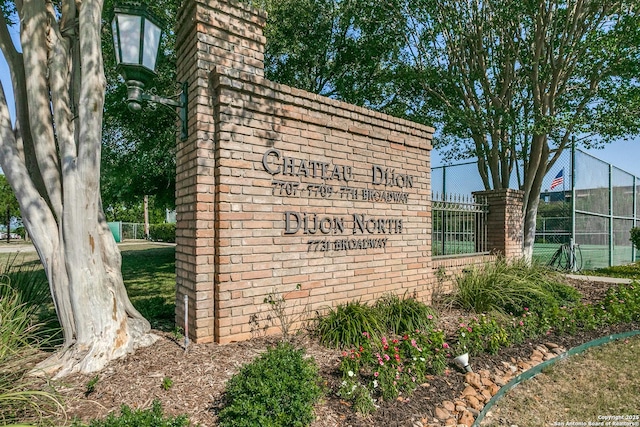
left=0, top=282, right=63, bottom=425
left=374, top=292, right=438, bottom=336
left=450, top=257, right=580, bottom=316
left=314, top=300, right=383, bottom=349
left=218, top=342, right=323, bottom=427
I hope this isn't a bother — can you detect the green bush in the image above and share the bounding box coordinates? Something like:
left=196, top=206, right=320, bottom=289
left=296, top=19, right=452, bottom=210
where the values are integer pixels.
left=631, top=227, right=640, bottom=251
left=314, top=300, right=383, bottom=349
left=374, top=292, right=437, bottom=335
left=149, top=223, right=176, bottom=243
left=78, top=400, right=188, bottom=427
left=218, top=343, right=323, bottom=427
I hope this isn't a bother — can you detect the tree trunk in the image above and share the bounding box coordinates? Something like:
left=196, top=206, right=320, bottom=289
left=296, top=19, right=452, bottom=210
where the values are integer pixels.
left=0, top=0, right=157, bottom=378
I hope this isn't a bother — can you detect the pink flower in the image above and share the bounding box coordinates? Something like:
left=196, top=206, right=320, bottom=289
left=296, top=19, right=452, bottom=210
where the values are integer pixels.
left=374, top=371, right=379, bottom=377
left=384, top=354, right=390, bottom=361
left=524, top=307, right=529, bottom=311
left=362, top=331, right=370, bottom=339
left=443, top=343, right=450, bottom=349
left=519, top=321, right=524, bottom=326
left=394, top=354, right=401, bottom=362
left=411, top=339, right=418, bottom=347
left=427, top=315, right=433, bottom=320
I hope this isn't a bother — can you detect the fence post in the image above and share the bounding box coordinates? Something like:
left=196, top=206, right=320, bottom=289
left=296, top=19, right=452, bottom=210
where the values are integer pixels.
left=472, top=189, right=524, bottom=259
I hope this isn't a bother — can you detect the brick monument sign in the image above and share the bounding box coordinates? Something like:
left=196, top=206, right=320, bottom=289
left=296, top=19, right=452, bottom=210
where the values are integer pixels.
left=174, top=0, right=522, bottom=343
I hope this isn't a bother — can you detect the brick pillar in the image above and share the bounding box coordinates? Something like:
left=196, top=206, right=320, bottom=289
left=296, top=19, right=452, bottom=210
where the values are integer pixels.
left=473, top=189, right=524, bottom=259
left=174, top=0, right=266, bottom=343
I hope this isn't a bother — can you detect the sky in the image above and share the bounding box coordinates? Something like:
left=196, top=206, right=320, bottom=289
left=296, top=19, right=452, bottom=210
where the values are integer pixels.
left=431, top=139, right=640, bottom=178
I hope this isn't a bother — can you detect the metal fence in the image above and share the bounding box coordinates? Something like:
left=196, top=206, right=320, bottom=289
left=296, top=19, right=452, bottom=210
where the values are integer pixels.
left=433, top=147, right=640, bottom=269
left=432, top=193, right=488, bottom=257
left=107, top=222, right=147, bottom=242
left=122, top=222, right=147, bottom=240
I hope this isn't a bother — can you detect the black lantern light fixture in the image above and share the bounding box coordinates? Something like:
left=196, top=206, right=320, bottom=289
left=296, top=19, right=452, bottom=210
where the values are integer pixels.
left=111, top=2, right=188, bottom=139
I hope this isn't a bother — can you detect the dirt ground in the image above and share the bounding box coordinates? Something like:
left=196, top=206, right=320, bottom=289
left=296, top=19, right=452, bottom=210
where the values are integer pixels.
left=44, top=278, right=638, bottom=427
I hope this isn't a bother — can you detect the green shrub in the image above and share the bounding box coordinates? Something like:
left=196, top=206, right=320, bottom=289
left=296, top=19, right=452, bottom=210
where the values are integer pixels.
left=456, top=315, right=509, bottom=355
left=374, top=292, right=437, bottom=335
left=80, top=400, right=188, bottom=427
left=631, top=227, right=640, bottom=251
left=314, top=300, right=383, bottom=349
left=218, top=343, right=323, bottom=427
left=149, top=223, right=176, bottom=243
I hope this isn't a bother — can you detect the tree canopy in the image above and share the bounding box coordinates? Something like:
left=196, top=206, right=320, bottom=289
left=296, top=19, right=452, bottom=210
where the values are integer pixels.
left=0, top=174, right=20, bottom=220
left=246, top=0, right=640, bottom=258
left=400, top=0, right=640, bottom=257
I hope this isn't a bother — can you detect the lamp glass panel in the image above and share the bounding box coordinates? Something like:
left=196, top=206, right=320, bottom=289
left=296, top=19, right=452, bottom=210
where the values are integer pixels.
left=111, top=19, right=120, bottom=63
left=142, top=21, right=162, bottom=71
left=117, top=14, right=142, bottom=65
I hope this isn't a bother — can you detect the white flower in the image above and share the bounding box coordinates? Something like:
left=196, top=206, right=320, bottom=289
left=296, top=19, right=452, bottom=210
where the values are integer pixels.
left=373, top=380, right=379, bottom=388
left=420, top=357, right=426, bottom=362
left=348, top=370, right=354, bottom=377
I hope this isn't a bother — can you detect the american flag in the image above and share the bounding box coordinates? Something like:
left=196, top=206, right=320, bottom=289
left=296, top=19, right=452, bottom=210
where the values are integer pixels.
left=550, top=169, right=564, bottom=190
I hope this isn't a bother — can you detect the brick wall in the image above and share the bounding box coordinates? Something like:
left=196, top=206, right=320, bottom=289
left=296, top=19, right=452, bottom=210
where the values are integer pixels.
left=175, top=0, right=434, bottom=343
left=174, top=0, right=523, bottom=343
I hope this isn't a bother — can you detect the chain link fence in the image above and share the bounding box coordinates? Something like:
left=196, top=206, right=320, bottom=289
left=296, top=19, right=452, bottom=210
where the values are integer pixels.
left=433, top=147, right=640, bottom=270
left=107, top=222, right=147, bottom=242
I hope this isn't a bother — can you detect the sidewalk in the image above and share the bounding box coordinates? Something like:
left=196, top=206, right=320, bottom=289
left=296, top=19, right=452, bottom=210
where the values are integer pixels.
left=566, top=273, right=633, bottom=285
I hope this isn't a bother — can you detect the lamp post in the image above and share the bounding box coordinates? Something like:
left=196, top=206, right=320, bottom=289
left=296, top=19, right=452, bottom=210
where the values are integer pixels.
left=111, top=2, right=188, bottom=140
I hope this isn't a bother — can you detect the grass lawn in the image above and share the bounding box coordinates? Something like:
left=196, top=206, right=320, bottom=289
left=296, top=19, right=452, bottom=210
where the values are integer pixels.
left=119, top=244, right=176, bottom=330
left=0, top=243, right=177, bottom=331
left=583, top=261, right=640, bottom=280
left=482, top=335, right=640, bottom=426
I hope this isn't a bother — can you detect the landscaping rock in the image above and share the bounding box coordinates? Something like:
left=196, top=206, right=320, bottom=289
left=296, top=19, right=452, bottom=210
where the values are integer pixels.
left=464, top=372, right=482, bottom=389
left=461, top=385, right=476, bottom=397
left=488, top=383, right=500, bottom=396
left=435, top=406, right=451, bottom=421
left=442, top=400, right=456, bottom=412
left=458, top=410, right=475, bottom=427
left=493, top=374, right=507, bottom=386
left=465, top=394, right=483, bottom=411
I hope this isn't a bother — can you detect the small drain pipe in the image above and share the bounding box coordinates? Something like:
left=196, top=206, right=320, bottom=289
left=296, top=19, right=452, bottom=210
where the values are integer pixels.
left=473, top=329, right=640, bottom=427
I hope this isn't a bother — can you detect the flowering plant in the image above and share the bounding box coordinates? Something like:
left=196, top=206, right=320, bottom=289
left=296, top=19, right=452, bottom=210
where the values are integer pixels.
left=338, top=329, right=448, bottom=407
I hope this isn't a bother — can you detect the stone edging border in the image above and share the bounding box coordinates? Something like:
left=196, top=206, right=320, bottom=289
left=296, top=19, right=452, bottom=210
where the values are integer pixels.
left=472, top=329, right=640, bottom=427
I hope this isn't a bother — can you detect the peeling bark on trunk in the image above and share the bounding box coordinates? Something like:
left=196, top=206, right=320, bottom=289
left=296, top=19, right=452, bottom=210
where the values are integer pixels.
left=0, top=0, right=157, bottom=378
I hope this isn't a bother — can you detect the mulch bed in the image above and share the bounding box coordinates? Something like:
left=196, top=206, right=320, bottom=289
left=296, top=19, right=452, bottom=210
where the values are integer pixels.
left=45, top=277, right=638, bottom=427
